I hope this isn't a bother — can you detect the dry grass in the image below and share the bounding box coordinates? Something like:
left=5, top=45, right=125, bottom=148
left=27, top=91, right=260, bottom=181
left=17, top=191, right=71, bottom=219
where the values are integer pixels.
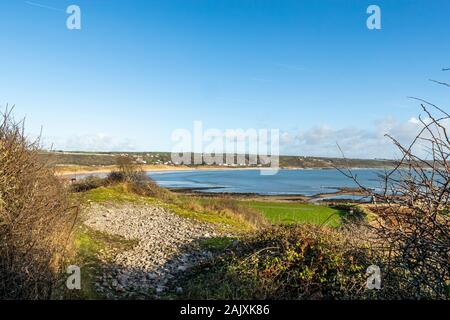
left=0, top=108, right=77, bottom=299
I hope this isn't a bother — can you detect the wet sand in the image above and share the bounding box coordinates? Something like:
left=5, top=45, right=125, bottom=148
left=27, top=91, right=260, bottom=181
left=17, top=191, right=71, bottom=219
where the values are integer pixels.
left=168, top=186, right=370, bottom=203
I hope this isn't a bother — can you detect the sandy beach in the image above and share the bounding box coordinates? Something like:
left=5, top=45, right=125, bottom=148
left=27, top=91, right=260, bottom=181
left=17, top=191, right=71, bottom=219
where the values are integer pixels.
left=56, top=164, right=267, bottom=177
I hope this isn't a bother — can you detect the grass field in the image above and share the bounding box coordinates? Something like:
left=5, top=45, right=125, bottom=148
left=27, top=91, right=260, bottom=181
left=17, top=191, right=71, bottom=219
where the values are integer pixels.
left=243, top=201, right=343, bottom=227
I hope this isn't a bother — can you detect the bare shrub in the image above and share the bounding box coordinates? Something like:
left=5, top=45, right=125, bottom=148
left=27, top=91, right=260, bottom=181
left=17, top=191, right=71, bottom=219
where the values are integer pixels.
left=115, top=155, right=140, bottom=181
left=339, top=101, right=450, bottom=298
left=70, top=175, right=105, bottom=192
left=0, top=107, right=76, bottom=299
left=107, top=156, right=146, bottom=184
left=105, top=170, right=127, bottom=184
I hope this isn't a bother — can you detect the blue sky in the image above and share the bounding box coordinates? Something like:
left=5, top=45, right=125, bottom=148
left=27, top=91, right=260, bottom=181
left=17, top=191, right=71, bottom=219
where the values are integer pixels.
left=0, top=0, right=449, bottom=158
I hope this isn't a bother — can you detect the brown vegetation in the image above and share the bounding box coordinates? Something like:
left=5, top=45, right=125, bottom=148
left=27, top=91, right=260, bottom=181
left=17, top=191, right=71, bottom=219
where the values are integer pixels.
left=0, top=108, right=76, bottom=299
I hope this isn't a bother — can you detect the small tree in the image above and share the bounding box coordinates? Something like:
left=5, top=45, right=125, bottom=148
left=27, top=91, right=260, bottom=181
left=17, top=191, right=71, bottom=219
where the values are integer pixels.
left=116, top=155, right=138, bottom=179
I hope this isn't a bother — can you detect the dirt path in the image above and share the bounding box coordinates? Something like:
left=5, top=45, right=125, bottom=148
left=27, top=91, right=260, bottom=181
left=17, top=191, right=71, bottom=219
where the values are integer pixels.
left=84, top=202, right=221, bottom=299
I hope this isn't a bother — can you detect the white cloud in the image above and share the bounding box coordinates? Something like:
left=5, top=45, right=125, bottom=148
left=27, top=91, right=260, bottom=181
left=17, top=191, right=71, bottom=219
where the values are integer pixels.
left=42, top=133, right=137, bottom=152
left=279, top=116, right=450, bottom=159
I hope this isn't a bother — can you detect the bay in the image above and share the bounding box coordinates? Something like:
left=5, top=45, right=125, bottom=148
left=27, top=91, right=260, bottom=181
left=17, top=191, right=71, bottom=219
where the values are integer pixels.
left=148, top=168, right=386, bottom=196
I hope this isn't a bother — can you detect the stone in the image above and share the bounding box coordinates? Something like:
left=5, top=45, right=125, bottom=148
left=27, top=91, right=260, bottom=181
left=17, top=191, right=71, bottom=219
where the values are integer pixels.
left=156, top=286, right=165, bottom=294
left=116, top=285, right=125, bottom=293
left=83, top=202, right=220, bottom=298
left=147, top=272, right=157, bottom=280
left=118, top=275, right=128, bottom=286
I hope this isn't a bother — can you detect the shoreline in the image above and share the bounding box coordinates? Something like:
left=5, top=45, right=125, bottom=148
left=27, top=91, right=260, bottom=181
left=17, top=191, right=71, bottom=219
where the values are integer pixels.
left=56, top=164, right=391, bottom=177
left=168, top=186, right=371, bottom=203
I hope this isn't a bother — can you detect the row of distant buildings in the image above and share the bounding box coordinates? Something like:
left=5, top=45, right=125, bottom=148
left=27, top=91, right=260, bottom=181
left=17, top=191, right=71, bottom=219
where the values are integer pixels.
left=120, top=153, right=267, bottom=167
left=217, top=163, right=263, bottom=167
left=117, top=153, right=172, bottom=165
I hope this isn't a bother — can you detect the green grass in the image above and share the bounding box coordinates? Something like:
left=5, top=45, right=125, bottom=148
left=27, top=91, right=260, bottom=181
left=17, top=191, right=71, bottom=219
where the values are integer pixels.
left=243, top=201, right=343, bottom=227
left=66, top=225, right=138, bottom=299
left=82, top=185, right=152, bottom=203
left=200, top=236, right=237, bottom=251
left=161, top=201, right=254, bottom=233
